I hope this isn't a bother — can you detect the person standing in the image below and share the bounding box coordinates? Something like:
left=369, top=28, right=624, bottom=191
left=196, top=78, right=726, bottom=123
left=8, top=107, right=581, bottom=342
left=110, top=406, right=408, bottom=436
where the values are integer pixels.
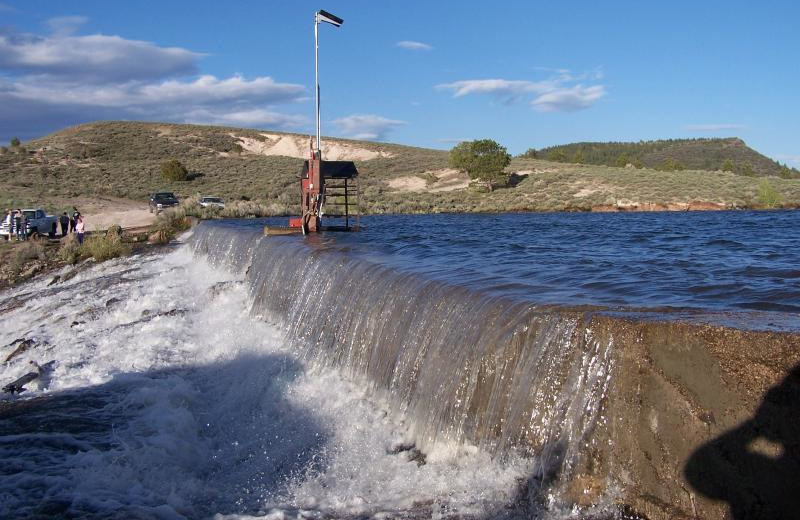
left=75, top=214, right=85, bottom=244
left=9, top=209, right=17, bottom=240
left=14, top=210, right=24, bottom=241
left=69, top=211, right=77, bottom=233
left=59, top=212, right=69, bottom=237
left=19, top=210, right=28, bottom=241
left=2, top=209, right=11, bottom=240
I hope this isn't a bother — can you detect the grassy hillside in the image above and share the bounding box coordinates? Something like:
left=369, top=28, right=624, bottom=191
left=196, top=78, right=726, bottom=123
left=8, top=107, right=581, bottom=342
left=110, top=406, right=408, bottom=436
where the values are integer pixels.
left=0, top=121, right=447, bottom=210
left=1, top=121, right=799, bottom=215
left=531, top=138, right=799, bottom=178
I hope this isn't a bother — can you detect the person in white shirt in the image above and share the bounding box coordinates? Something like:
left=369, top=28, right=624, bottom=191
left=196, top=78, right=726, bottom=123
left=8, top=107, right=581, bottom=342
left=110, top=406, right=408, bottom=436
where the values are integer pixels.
left=76, top=215, right=86, bottom=244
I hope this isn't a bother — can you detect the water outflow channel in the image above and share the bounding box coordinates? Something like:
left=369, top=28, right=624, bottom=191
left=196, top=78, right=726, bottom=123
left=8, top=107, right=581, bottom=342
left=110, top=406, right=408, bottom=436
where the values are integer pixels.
left=0, top=225, right=616, bottom=520
left=192, top=223, right=616, bottom=512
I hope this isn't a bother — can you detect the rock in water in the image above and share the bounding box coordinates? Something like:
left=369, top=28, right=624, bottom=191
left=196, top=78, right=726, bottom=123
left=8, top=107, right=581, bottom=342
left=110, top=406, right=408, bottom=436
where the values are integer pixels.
left=3, top=338, right=35, bottom=364
left=2, top=361, right=42, bottom=394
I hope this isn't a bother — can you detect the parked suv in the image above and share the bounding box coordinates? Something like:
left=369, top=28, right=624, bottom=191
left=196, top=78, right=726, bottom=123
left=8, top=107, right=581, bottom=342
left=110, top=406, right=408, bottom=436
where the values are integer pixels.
left=199, top=196, right=225, bottom=209
left=149, top=192, right=179, bottom=213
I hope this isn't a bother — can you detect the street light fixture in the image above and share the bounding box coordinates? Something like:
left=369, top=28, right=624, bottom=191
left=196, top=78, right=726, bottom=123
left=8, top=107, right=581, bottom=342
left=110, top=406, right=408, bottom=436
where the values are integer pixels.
left=314, top=9, right=343, bottom=156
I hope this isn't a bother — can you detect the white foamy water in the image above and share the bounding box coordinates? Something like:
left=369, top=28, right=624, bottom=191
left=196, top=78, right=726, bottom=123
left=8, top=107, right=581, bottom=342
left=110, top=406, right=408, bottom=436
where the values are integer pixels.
left=0, top=238, right=535, bottom=519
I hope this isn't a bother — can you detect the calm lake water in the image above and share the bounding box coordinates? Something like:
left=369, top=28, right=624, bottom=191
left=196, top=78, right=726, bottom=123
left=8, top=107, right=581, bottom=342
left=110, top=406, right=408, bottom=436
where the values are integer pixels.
left=249, top=210, right=800, bottom=330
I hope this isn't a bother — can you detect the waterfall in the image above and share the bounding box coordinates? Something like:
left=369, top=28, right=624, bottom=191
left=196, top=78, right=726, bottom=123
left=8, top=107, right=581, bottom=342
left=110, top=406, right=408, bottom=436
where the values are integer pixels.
left=191, top=222, right=615, bottom=495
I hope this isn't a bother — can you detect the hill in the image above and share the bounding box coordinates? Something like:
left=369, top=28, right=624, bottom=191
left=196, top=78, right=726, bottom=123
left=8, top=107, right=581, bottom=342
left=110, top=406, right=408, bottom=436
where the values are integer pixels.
left=530, top=138, right=799, bottom=178
left=1, top=121, right=799, bottom=216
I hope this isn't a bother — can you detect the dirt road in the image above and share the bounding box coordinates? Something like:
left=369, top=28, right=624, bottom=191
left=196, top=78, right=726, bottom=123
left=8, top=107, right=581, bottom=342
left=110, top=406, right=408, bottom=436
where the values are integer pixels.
left=69, top=197, right=155, bottom=231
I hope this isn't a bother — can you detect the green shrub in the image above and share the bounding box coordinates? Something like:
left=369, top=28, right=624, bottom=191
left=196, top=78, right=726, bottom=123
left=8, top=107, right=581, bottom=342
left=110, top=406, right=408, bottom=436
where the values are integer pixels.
left=58, top=230, right=132, bottom=263
left=221, top=200, right=283, bottom=218
left=161, top=159, right=188, bottom=181
left=10, top=137, right=20, bottom=148
left=150, top=207, right=192, bottom=241
left=4, top=241, right=45, bottom=281
left=106, top=224, right=123, bottom=237
left=615, top=153, right=631, bottom=167
left=58, top=236, right=83, bottom=264
left=82, top=233, right=131, bottom=261
left=660, top=158, right=684, bottom=172
left=722, top=159, right=734, bottom=172
left=418, top=171, right=438, bottom=186
left=757, top=179, right=782, bottom=208
left=11, top=241, right=45, bottom=273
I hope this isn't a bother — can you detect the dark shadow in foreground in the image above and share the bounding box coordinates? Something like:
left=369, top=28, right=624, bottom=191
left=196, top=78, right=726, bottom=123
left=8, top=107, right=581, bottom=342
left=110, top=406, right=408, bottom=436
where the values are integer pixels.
left=684, top=362, right=800, bottom=520
left=0, top=354, right=329, bottom=520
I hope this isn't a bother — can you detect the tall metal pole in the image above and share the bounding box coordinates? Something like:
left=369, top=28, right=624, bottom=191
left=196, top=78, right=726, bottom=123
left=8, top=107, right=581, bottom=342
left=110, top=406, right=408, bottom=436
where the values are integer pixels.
left=314, top=14, right=321, bottom=154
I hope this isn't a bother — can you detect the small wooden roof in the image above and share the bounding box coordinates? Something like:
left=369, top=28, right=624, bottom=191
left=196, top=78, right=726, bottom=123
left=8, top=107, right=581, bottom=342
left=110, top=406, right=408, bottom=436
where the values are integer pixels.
left=301, top=160, right=359, bottom=179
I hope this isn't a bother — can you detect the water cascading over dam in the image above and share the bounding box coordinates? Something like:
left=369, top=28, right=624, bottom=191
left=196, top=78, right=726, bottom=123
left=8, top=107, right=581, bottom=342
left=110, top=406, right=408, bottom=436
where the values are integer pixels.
left=189, top=220, right=800, bottom=520
left=191, top=224, right=614, bottom=493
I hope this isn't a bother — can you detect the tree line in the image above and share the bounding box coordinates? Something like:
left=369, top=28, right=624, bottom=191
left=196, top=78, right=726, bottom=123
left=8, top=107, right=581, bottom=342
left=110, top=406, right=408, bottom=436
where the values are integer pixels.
left=520, top=138, right=799, bottom=178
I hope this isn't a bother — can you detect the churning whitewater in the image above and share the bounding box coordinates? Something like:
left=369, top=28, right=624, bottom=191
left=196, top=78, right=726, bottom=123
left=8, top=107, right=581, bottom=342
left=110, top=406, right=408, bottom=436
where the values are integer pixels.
left=0, top=233, right=559, bottom=520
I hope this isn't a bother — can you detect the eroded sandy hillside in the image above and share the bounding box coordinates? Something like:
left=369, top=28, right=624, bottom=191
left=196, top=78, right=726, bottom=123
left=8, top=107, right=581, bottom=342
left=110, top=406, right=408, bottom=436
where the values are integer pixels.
left=234, top=133, right=394, bottom=161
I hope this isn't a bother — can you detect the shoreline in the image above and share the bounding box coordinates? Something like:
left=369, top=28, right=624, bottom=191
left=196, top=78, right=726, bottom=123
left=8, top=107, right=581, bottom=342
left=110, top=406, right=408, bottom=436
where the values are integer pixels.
left=0, top=226, right=170, bottom=291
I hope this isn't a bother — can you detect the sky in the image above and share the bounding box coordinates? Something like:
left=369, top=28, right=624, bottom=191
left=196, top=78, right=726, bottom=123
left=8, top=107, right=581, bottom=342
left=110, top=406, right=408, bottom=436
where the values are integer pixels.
left=0, top=0, right=798, bottom=164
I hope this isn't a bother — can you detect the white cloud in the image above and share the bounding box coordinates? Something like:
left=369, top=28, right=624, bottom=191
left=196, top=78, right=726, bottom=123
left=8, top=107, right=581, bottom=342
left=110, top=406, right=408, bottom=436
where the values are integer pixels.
left=685, top=123, right=746, bottom=131
left=46, top=16, right=89, bottom=37
left=531, top=85, right=606, bottom=112
left=436, top=79, right=553, bottom=103
left=397, top=40, right=433, bottom=51
left=0, top=30, right=199, bottom=81
left=437, top=70, right=606, bottom=111
left=0, top=24, right=308, bottom=140
left=332, top=114, right=406, bottom=140
left=7, top=74, right=305, bottom=108
left=139, top=75, right=304, bottom=105
left=182, top=108, right=307, bottom=128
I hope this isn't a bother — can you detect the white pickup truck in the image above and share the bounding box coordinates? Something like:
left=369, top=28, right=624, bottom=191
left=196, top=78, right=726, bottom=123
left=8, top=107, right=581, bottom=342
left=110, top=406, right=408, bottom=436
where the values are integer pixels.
left=0, top=209, right=59, bottom=239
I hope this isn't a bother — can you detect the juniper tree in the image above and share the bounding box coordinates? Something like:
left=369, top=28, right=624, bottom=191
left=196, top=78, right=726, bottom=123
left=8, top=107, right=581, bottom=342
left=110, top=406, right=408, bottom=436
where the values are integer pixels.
left=449, top=139, right=511, bottom=191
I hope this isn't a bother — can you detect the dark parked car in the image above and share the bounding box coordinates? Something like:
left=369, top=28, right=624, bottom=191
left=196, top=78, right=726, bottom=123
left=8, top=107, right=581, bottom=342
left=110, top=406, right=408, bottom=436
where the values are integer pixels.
left=149, top=192, right=179, bottom=213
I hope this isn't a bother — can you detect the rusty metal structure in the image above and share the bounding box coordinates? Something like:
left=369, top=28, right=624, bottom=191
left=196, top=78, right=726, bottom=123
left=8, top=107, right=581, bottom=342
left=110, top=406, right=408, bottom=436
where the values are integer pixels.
left=267, top=9, right=359, bottom=236
left=288, top=144, right=359, bottom=233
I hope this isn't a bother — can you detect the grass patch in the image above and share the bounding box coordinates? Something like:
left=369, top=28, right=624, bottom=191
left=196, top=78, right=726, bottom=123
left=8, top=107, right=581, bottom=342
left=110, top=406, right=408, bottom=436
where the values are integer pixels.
left=10, top=241, right=46, bottom=275
left=57, top=235, right=83, bottom=264
left=757, top=179, right=782, bottom=208
left=56, top=228, right=132, bottom=264
left=81, top=232, right=132, bottom=262
left=149, top=207, right=192, bottom=243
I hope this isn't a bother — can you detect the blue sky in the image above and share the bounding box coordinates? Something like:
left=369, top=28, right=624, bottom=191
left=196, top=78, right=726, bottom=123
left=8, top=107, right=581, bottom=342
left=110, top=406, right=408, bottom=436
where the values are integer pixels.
left=1, top=1, right=798, bottom=165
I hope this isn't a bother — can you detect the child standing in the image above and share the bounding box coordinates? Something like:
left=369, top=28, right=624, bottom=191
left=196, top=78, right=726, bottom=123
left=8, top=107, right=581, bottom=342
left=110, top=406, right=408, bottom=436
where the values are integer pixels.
left=76, top=214, right=85, bottom=244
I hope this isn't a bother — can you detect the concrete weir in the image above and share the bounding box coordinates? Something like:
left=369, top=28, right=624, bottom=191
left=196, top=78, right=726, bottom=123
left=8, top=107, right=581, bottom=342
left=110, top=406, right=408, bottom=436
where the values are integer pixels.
left=190, top=222, right=800, bottom=519
left=585, top=317, right=799, bottom=519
